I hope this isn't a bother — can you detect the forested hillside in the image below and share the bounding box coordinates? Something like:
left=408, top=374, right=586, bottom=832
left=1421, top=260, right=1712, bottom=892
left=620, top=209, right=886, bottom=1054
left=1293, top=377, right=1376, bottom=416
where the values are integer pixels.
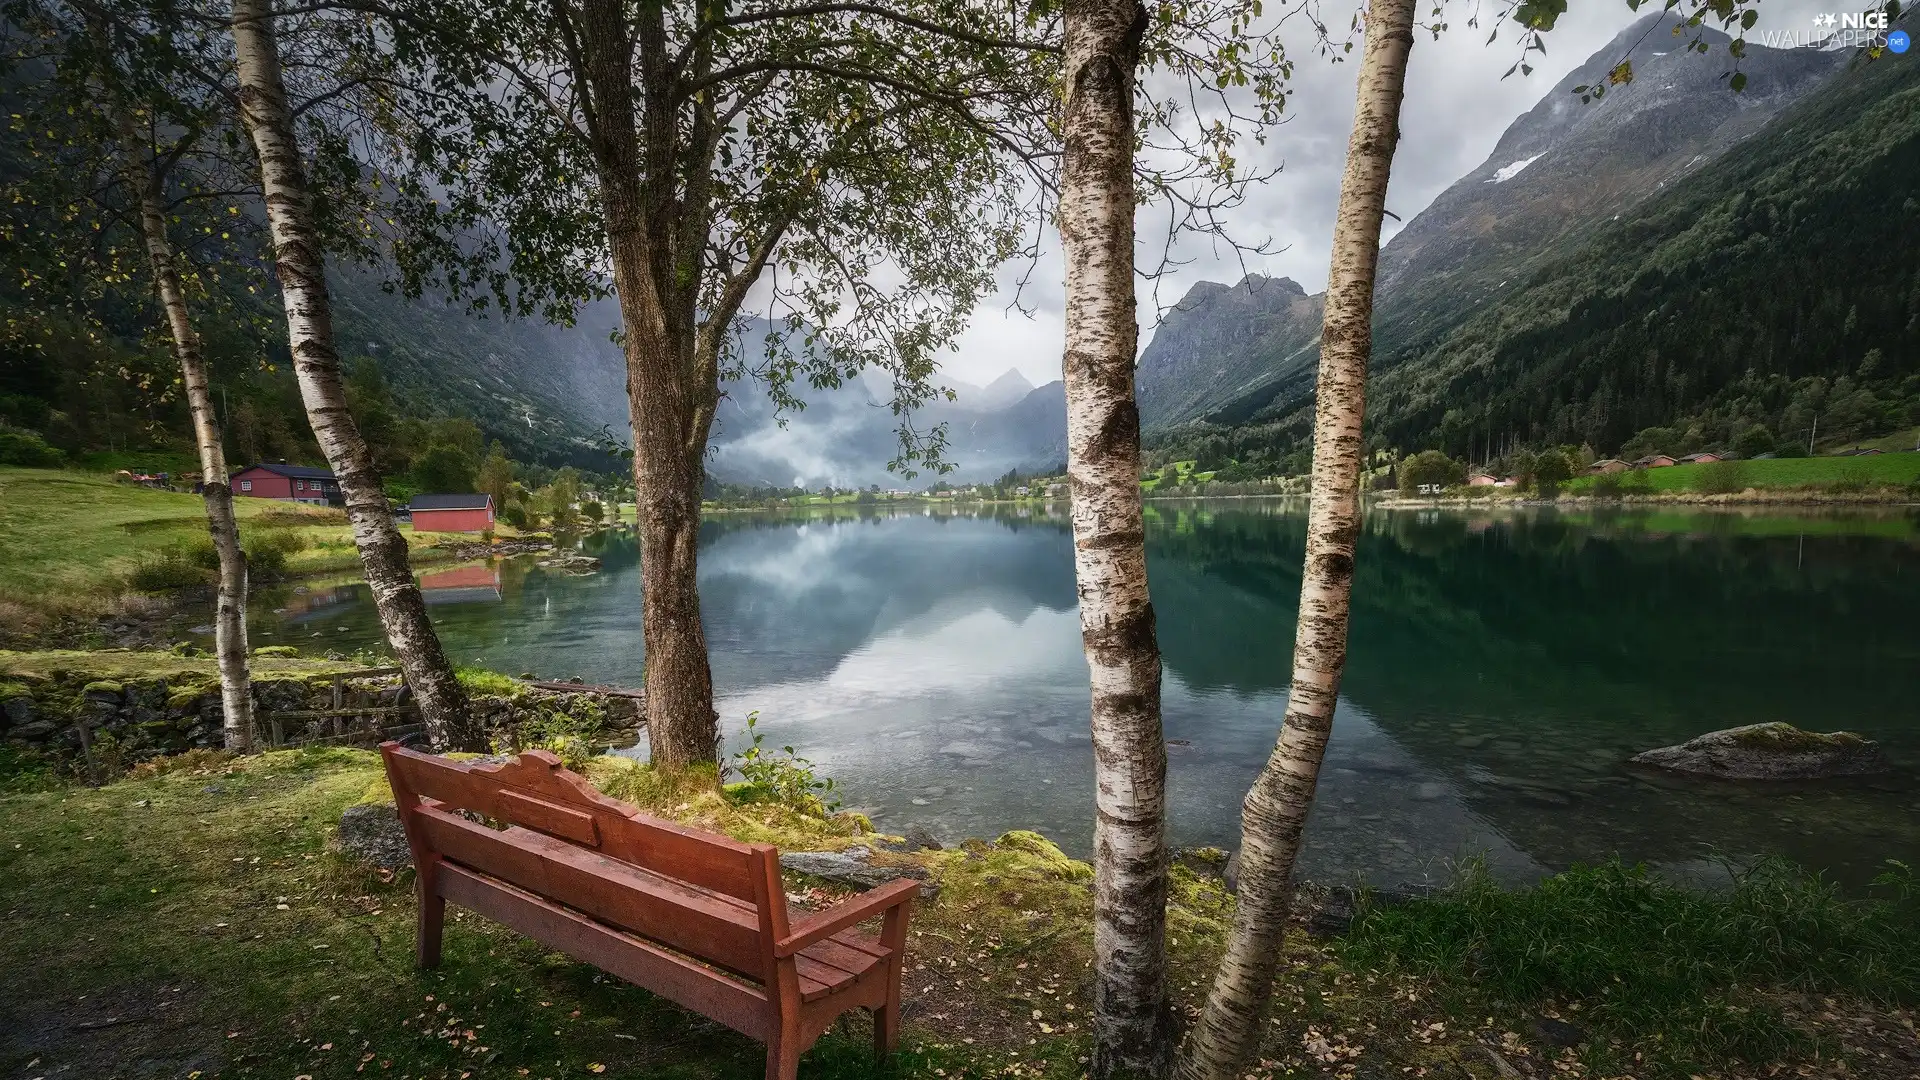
left=1148, top=23, right=1920, bottom=469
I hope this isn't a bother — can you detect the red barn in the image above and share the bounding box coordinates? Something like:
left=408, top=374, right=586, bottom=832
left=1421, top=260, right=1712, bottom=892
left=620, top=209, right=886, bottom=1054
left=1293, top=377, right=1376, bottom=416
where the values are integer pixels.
left=410, top=493, right=495, bottom=533
left=232, top=463, right=340, bottom=504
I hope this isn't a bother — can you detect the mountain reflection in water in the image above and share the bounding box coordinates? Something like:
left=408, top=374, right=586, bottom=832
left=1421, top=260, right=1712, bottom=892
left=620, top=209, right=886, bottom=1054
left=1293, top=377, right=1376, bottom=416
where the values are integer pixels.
left=234, top=502, right=1920, bottom=889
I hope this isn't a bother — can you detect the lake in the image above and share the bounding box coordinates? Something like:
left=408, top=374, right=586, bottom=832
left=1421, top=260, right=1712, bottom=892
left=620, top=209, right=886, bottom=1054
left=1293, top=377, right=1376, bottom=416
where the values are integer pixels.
left=233, top=501, right=1920, bottom=890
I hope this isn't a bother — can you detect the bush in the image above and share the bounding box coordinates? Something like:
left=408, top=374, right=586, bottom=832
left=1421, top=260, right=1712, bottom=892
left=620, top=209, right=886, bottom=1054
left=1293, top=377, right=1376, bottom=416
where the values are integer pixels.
left=1693, top=460, right=1746, bottom=494
left=0, top=427, right=66, bottom=467
left=128, top=543, right=213, bottom=591
left=243, top=529, right=307, bottom=576
left=726, top=711, right=839, bottom=813
left=1591, top=472, right=1626, bottom=499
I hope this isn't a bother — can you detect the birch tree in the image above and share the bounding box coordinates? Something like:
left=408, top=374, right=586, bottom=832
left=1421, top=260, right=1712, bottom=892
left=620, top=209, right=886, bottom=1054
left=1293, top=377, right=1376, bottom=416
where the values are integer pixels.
left=230, top=0, right=484, bottom=750
left=1175, top=3, right=1416, bottom=1073
left=125, top=140, right=256, bottom=750
left=1174, top=0, right=1773, bottom=1071
left=3, top=2, right=262, bottom=749
left=1057, top=0, right=1174, bottom=1072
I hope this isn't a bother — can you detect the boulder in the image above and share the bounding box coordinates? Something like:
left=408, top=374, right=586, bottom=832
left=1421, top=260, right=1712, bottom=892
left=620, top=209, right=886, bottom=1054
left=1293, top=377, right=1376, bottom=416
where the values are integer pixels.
left=0, top=693, right=31, bottom=731
left=1630, top=723, right=1890, bottom=780
left=336, top=803, right=414, bottom=870
left=780, top=849, right=937, bottom=899
left=878, top=825, right=943, bottom=853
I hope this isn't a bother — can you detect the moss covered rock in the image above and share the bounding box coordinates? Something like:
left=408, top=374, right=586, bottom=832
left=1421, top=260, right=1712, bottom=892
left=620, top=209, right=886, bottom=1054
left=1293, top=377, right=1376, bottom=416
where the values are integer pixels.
left=1630, top=722, right=1891, bottom=780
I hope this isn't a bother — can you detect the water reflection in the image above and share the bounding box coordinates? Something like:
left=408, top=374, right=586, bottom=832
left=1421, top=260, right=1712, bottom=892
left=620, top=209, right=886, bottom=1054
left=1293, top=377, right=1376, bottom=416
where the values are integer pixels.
left=233, top=503, right=1920, bottom=888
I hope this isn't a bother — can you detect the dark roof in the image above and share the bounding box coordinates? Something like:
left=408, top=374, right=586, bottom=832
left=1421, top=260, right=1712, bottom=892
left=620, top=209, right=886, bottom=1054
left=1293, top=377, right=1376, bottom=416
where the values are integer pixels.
left=238, top=462, right=336, bottom=480
left=410, top=493, right=493, bottom=511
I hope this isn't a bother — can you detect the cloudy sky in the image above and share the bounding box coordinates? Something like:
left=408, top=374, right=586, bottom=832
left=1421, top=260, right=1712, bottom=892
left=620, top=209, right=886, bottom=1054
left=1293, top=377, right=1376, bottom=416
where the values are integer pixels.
left=944, top=0, right=1844, bottom=390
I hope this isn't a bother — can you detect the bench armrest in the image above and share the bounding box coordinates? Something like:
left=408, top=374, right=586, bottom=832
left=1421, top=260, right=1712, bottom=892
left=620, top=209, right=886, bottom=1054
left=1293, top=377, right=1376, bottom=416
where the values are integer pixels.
left=774, top=878, right=918, bottom=957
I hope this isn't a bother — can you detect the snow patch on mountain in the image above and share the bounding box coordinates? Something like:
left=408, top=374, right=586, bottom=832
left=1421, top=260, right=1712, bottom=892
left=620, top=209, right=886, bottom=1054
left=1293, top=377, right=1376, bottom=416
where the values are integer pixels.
left=1486, top=154, right=1544, bottom=183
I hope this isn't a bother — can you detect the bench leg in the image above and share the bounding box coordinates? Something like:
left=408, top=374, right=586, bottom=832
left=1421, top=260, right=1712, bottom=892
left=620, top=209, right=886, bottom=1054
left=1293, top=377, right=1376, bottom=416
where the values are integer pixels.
left=873, top=998, right=900, bottom=1060
left=765, top=1039, right=800, bottom=1080
left=417, top=855, right=445, bottom=969
left=875, top=901, right=909, bottom=1061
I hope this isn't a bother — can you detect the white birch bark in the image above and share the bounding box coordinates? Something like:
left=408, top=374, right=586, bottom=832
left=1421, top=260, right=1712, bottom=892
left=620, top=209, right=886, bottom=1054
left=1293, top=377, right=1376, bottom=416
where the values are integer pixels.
left=1059, top=1, right=1171, bottom=1074
left=231, top=0, right=482, bottom=750
left=1176, top=0, right=1417, bottom=1075
left=130, top=156, right=254, bottom=751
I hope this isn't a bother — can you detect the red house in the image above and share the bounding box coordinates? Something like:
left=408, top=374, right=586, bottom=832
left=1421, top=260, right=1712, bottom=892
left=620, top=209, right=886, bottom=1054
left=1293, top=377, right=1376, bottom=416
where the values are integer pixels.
left=232, top=463, right=340, bottom=504
left=410, top=493, right=495, bottom=533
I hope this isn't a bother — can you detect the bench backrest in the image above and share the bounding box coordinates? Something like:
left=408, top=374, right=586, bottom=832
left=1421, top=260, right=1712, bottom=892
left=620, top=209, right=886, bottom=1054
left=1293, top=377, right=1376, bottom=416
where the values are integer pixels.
left=379, top=743, right=790, bottom=984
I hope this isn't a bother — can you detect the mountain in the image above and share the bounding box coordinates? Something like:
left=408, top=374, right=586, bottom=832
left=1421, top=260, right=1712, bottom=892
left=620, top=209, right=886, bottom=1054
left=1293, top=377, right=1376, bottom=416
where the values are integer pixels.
left=330, top=274, right=632, bottom=467
left=970, top=368, right=1038, bottom=411
left=1135, top=275, right=1324, bottom=428
left=1138, top=13, right=1892, bottom=448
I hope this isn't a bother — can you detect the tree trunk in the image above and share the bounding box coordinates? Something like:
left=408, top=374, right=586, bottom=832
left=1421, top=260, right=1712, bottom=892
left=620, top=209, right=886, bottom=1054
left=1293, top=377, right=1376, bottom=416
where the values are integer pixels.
left=131, top=161, right=253, bottom=752
left=1059, top=1, right=1170, bottom=1075
left=230, top=0, right=482, bottom=751
left=576, top=0, right=720, bottom=767
left=1176, top=1, right=1416, bottom=1075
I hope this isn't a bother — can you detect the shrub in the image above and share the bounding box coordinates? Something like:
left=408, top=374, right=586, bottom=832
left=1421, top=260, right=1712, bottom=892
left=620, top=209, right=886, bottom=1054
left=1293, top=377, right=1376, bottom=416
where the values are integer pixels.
left=1591, top=472, right=1626, bottom=499
left=1693, top=460, right=1746, bottom=495
left=0, top=427, right=66, bottom=467
left=243, top=529, right=308, bottom=577
left=128, top=543, right=213, bottom=591
left=725, top=710, right=839, bottom=813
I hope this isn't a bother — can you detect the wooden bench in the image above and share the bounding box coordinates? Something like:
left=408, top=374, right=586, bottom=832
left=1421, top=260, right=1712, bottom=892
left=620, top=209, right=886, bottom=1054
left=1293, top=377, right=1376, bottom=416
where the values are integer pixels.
left=379, top=743, right=916, bottom=1079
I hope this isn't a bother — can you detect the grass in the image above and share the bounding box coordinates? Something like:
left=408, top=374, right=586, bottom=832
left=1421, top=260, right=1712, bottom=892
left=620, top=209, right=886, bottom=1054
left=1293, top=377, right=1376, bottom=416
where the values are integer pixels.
left=6, top=726, right=1916, bottom=1078
left=1566, top=453, right=1920, bottom=494
left=0, top=467, right=473, bottom=626
left=0, top=748, right=1099, bottom=1080
left=1341, top=858, right=1920, bottom=1076
left=0, top=647, right=366, bottom=683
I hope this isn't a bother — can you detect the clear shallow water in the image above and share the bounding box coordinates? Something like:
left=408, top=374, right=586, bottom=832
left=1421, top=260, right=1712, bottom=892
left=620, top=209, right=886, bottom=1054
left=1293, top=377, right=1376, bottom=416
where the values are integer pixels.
left=228, top=502, right=1920, bottom=889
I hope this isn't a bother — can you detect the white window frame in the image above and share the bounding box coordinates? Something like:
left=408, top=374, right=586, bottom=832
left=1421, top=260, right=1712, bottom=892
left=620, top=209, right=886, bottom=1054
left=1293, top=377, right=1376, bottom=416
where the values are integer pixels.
left=240, top=479, right=252, bottom=492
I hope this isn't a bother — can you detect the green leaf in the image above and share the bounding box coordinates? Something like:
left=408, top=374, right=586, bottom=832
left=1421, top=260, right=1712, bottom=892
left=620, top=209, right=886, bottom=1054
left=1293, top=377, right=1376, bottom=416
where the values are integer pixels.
left=1730, top=71, right=1748, bottom=92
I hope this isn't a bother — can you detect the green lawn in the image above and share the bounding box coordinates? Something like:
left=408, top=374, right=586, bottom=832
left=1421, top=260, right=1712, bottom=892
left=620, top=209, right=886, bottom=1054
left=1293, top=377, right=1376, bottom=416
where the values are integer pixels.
left=0, top=749, right=1040, bottom=1080
left=0, top=468, right=468, bottom=619
left=1569, top=452, right=1920, bottom=493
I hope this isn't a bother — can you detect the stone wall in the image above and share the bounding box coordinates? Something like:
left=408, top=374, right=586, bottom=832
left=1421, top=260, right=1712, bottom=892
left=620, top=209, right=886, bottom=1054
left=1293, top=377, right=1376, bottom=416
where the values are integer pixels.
left=0, top=668, right=641, bottom=775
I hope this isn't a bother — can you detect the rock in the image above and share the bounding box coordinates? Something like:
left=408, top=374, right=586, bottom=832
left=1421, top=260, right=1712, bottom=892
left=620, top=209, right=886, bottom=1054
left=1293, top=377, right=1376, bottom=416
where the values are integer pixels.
left=1531, top=1015, right=1586, bottom=1049
left=536, top=553, right=601, bottom=574
left=10, top=718, right=57, bottom=741
left=1291, top=883, right=1360, bottom=938
left=1, top=694, right=32, bottom=731
left=879, top=825, right=943, bottom=853
left=780, top=849, right=937, bottom=899
left=1630, top=723, right=1891, bottom=780
left=1224, top=848, right=1241, bottom=892
left=1172, top=846, right=1231, bottom=883
left=336, top=803, right=414, bottom=870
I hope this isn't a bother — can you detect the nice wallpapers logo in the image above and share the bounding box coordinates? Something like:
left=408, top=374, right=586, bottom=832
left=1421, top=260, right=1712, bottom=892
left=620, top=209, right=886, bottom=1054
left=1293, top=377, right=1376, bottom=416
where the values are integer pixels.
left=1754, top=9, right=1907, bottom=50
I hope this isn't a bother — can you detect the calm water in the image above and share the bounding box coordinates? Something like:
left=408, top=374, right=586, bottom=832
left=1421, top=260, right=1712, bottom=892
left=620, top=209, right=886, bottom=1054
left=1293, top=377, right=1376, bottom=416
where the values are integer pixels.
left=229, top=502, right=1920, bottom=889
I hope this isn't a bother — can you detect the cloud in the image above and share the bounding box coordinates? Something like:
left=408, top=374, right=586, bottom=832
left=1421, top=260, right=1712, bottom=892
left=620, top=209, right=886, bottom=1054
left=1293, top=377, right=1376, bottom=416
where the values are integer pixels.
left=938, top=0, right=1838, bottom=388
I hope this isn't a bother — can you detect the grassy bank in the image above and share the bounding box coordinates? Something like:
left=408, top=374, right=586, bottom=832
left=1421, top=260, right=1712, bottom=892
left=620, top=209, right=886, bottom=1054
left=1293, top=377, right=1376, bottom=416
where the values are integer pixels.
left=3, top=735, right=1915, bottom=1079
left=0, top=467, right=506, bottom=630
left=1566, top=453, right=1920, bottom=495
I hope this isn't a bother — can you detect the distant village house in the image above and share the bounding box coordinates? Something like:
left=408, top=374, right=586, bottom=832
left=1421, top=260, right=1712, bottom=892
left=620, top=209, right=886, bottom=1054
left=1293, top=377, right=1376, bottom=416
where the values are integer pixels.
left=232, top=463, right=340, bottom=505
left=1587, top=459, right=1629, bottom=474
left=1631, top=455, right=1677, bottom=469
left=409, top=493, right=496, bottom=533
left=1467, top=473, right=1498, bottom=486
left=1677, top=453, right=1722, bottom=464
